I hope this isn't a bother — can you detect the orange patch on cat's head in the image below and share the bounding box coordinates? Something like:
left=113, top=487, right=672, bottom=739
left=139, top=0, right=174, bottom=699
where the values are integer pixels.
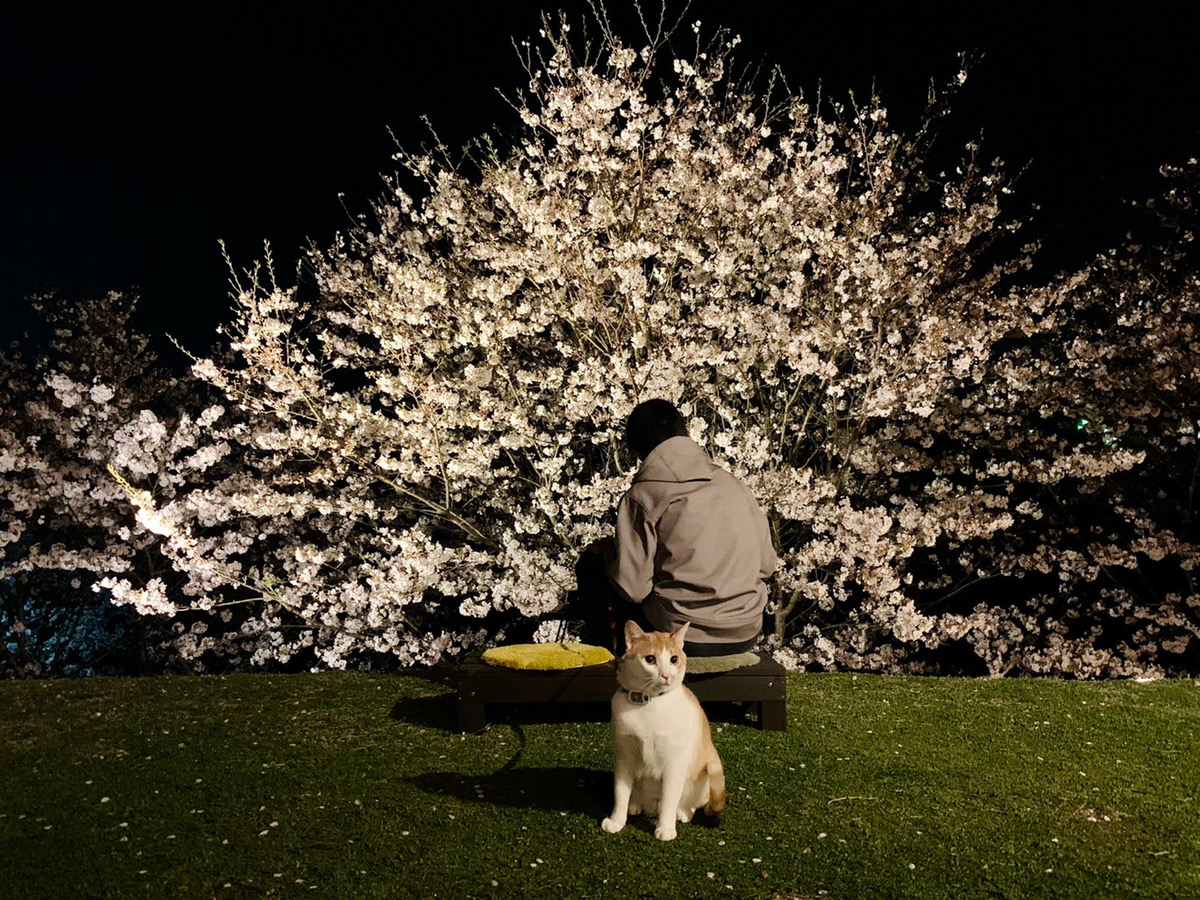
left=623, top=621, right=689, bottom=657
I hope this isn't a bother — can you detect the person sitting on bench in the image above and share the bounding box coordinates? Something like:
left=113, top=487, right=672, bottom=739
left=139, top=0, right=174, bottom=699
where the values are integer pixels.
left=576, top=399, right=777, bottom=656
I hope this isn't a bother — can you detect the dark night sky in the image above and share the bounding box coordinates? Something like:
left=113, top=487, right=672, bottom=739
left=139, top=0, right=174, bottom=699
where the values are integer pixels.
left=4, top=2, right=1199, bottom=359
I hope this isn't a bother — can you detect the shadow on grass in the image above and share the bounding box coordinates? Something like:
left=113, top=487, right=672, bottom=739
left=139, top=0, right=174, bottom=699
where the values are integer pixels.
left=411, top=764, right=724, bottom=835
left=390, top=691, right=617, bottom=734
left=389, top=692, right=460, bottom=731
left=408, top=719, right=610, bottom=817
left=389, top=693, right=765, bottom=735
left=409, top=765, right=611, bottom=817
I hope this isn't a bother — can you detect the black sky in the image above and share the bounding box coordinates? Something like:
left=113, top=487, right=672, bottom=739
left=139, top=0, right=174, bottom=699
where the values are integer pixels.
left=4, top=2, right=1199, bottom=358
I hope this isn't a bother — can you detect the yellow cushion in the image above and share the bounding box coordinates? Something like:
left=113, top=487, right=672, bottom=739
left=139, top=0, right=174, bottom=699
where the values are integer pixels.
left=481, top=643, right=614, bottom=670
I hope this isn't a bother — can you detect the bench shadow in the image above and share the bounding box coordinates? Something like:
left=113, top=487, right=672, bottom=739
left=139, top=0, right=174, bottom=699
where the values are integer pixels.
left=389, top=692, right=460, bottom=731
left=390, top=694, right=617, bottom=733
left=389, top=693, right=763, bottom=734
left=409, top=765, right=611, bottom=817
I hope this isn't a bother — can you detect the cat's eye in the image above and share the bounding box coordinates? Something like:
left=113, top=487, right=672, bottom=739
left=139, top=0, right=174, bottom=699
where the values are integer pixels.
left=644, top=655, right=655, bottom=664
left=670, top=655, right=679, bottom=664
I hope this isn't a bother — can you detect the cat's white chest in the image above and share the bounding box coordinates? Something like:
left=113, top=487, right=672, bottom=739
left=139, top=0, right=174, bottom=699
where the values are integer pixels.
left=612, top=689, right=698, bottom=773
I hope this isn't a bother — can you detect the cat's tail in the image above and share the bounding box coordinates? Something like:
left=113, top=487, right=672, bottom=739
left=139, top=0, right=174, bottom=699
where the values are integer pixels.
left=704, top=759, right=726, bottom=818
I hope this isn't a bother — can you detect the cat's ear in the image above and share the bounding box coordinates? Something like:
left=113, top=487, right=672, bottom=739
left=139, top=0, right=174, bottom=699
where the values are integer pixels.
left=624, top=620, right=647, bottom=647
left=670, top=622, right=690, bottom=646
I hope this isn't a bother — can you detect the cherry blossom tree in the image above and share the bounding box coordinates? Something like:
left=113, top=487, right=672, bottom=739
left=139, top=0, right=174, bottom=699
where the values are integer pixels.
left=959, top=159, right=1199, bottom=677
left=88, top=13, right=1197, bottom=676
left=0, top=294, right=189, bottom=675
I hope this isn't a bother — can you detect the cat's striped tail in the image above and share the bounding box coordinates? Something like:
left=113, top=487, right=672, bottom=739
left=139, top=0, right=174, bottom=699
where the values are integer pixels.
left=704, top=760, right=727, bottom=817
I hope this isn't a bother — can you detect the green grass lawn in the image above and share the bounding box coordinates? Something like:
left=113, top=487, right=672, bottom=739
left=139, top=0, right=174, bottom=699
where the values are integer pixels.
left=1, top=670, right=1197, bottom=899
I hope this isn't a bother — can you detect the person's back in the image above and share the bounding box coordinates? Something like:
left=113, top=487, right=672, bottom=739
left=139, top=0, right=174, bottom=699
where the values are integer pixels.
left=608, top=432, right=777, bottom=652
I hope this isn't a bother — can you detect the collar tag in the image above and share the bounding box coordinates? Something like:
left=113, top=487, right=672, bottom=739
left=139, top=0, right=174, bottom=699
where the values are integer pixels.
left=627, top=690, right=651, bottom=705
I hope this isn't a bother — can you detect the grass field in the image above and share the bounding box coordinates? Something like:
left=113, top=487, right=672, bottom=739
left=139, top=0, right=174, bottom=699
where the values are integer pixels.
left=1, top=670, right=1197, bottom=898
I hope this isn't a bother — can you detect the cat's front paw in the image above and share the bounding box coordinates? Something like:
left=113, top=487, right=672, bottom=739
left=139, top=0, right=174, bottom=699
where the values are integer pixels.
left=601, top=816, right=626, bottom=834
left=654, top=822, right=677, bottom=841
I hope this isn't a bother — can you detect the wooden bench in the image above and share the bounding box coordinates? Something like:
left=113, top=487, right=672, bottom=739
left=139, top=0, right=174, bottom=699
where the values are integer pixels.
left=456, top=650, right=786, bottom=732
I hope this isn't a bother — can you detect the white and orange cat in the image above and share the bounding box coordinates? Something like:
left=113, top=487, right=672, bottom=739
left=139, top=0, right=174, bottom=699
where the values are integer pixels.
left=600, top=621, right=726, bottom=841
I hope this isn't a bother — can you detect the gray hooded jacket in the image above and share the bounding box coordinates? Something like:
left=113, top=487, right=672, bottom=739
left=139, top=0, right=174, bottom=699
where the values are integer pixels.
left=607, top=435, right=777, bottom=645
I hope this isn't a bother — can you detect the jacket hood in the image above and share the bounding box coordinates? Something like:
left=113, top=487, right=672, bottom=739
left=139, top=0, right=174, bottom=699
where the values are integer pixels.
left=632, top=436, right=716, bottom=485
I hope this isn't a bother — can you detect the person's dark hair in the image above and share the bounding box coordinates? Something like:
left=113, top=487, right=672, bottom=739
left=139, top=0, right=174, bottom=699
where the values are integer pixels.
left=625, top=399, right=688, bottom=459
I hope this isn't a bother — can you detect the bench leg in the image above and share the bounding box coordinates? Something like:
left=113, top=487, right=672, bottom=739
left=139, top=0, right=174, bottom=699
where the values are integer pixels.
left=459, top=700, right=487, bottom=733
left=760, top=699, right=786, bottom=732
